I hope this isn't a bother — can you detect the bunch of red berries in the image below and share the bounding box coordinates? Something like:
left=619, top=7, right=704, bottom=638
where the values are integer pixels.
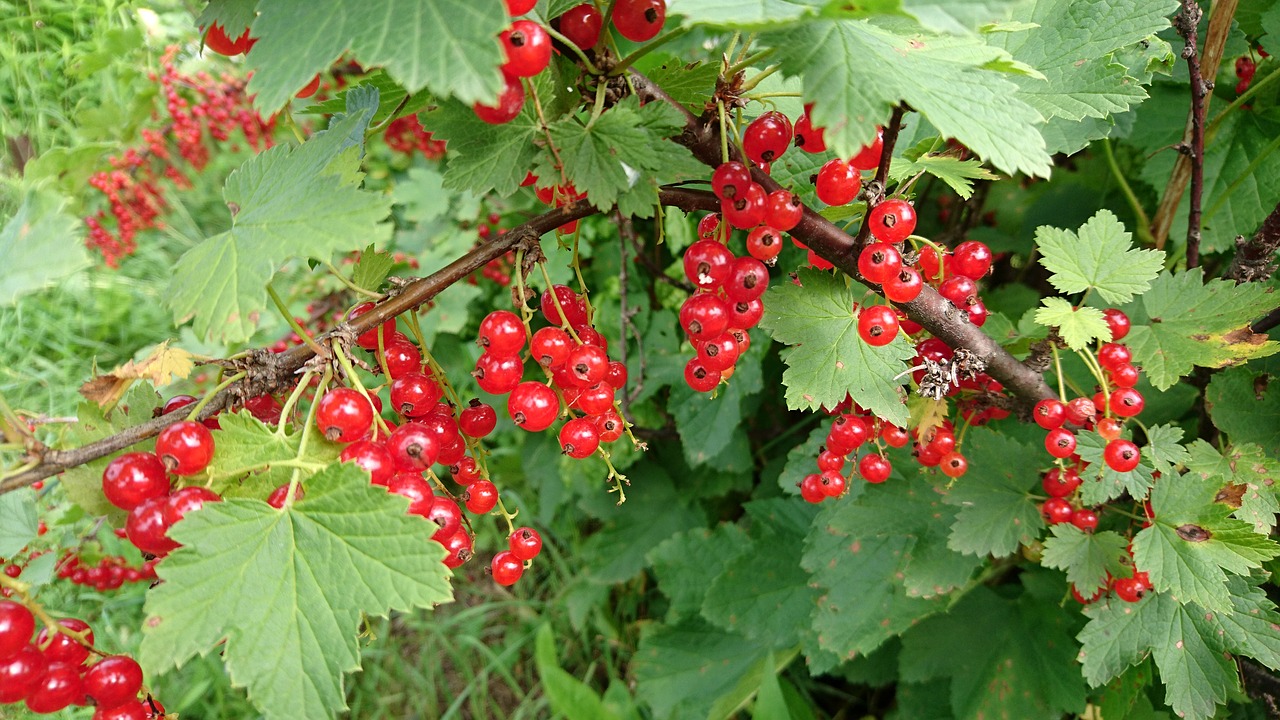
left=0, top=601, right=163, bottom=718
left=798, top=405, right=910, bottom=503
left=54, top=551, right=158, bottom=593
left=384, top=114, right=447, bottom=159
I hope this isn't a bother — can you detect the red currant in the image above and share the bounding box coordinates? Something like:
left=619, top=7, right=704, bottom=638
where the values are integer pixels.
left=508, top=382, right=559, bottom=431
left=938, top=276, right=977, bottom=308
left=1109, top=388, right=1145, bottom=417
left=102, top=452, right=170, bottom=512
left=939, top=451, right=968, bottom=478
left=697, top=333, right=741, bottom=372
left=530, top=327, right=572, bottom=368
left=459, top=400, right=497, bottom=438
left=348, top=302, right=396, bottom=350
left=867, top=199, right=917, bottom=243
left=426, top=497, right=463, bottom=541
left=559, top=418, right=600, bottom=459
left=1033, top=399, right=1067, bottom=429
left=339, top=440, right=396, bottom=486
left=859, top=453, right=892, bottom=483
left=857, top=305, right=899, bottom=346
left=1108, top=363, right=1140, bottom=389
left=24, top=661, right=83, bottom=714
left=0, top=646, right=43, bottom=703
left=1102, top=308, right=1130, bottom=341
left=479, top=310, right=527, bottom=357
left=680, top=293, right=730, bottom=341
left=203, top=24, right=252, bottom=56
left=155, top=421, right=214, bottom=476
left=0, top=601, right=34, bottom=660
left=509, top=527, right=543, bottom=560
left=390, top=372, right=443, bottom=417
left=386, top=472, right=434, bottom=517
left=382, top=340, right=422, bottom=379
left=84, top=655, right=144, bottom=709
left=711, top=162, right=752, bottom=201
left=473, top=72, right=525, bottom=124
left=794, top=109, right=826, bottom=153
left=491, top=550, right=524, bottom=586
left=1112, top=576, right=1146, bottom=602
left=1104, top=438, right=1141, bottom=472
left=1097, top=343, right=1132, bottom=370
left=441, top=529, right=474, bottom=569
left=683, top=239, right=734, bottom=289
left=163, top=486, right=221, bottom=527
left=720, top=182, right=766, bottom=228
left=1044, top=428, right=1077, bottom=458
left=883, top=266, right=923, bottom=303
left=505, top=0, right=537, bottom=13
left=723, top=256, right=770, bottom=303
left=605, top=361, right=628, bottom=389
left=474, top=353, right=525, bottom=395
left=727, top=298, right=764, bottom=329
left=1070, top=508, right=1099, bottom=532
left=1041, top=497, right=1075, bottom=524
left=541, top=285, right=589, bottom=328
left=799, top=473, right=826, bottom=503
left=764, top=190, right=803, bottom=232
left=815, top=159, right=860, bottom=206
left=849, top=127, right=884, bottom=171
left=819, top=470, right=847, bottom=497
left=500, top=20, right=551, bottom=77
left=1042, top=468, right=1082, bottom=497
left=126, top=497, right=179, bottom=556
left=316, top=388, right=375, bottom=443
left=385, top=422, right=441, bottom=472
left=950, top=241, right=993, bottom=279
left=684, top=357, right=721, bottom=393
left=556, top=4, right=603, bottom=50
left=857, top=242, right=902, bottom=285
left=743, top=111, right=792, bottom=164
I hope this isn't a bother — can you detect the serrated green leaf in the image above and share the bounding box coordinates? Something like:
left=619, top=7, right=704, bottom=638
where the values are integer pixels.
left=197, top=0, right=257, bottom=36
left=765, top=20, right=1051, bottom=177
left=902, top=0, right=1029, bottom=36
left=669, top=334, right=764, bottom=467
left=425, top=99, right=541, bottom=198
left=759, top=269, right=913, bottom=426
left=1079, top=592, right=1239, bottom=720
left=1041, top=525, right=1131, bottom=595
left=1033, top=297, right=1109, bottom=350
left=1185, top=440, right=1280, bottom=534
left=639, top=59, right=719, bottom=113
left=633, top=619, right=772, bottom=720
left=1131, top=469, right=1280, bottom=614
left=1117, top=270, right=1280, bottom=390
left=754, top=654, right=791, bottom=720
left=299, top=73, right=431, bottom=126
left=1076, top=430, right=1155, bottom=504
left=888, top=154, right=998, bottom=200
left=1206, top=358, right=1280, bottom=459
left=777, top=424, right=829, bottom=495
left=243, top=0, right=506, bottom=111
left=60, top=384, right=161, bottom=520
left=943, top=428, right=1046, bottom=557
left=648, top=524, right=751, bottom=624
left=0, top=187, right=90, bottom=306
left=1217, top=574, right=1280, bottom=674
left=0, top=488, right=38, bottom=557
left=581, top=466, right=704, bottom=583
left=666, top=0, right=826, bottom=28
left=1036, top=209, right=1165, bottom=304
left=350, top=245, right=396, bottom=291
left=202, top=411, right=341, bottom=498
left=899, top=585, right=1087, bottom=720
left=392, top=166, right=453, bottom=225
left=139, top=464, right=453, bottom=720
left=1142, top=423, right=1191, bottom=477
left=167, top=106, right=391, bottom=342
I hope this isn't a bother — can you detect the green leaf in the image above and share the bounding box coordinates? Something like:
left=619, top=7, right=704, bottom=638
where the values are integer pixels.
left=669, top=333, right=764, bottom=467
left=754, top=654, right=791, bottom=720
left=535, top=624, right=615, bottom=720
left=776, top=424, right=829, bottom=495
left=1076, top=430, right=1155, bottom=504
left=425, top=99, right=541, bottom=198
left=1185, top=440, right=1280, bottom=534
left=198, top=0, right=257, bottom=36
left=902, top=0, right=1029, bottom=36
left=639, top=59, right=719, bottom=113
left=166, top=102, right=392, bottom=342
left=648, top=524, right=751, bottom=624
left=1142, top=423, right=1191, bottom=478
left=139, top=464, right=453, bottom=720
left=666, top=0, right=826, bottom=28
left=243, top=0, right=506, bottom=111
left=392, top=166, right=454, bottom=225
left=60, top=384, right=161, bottom=519
left=1131, top=469, right=1280, bottom=614
left=764, top=20, right=1051, bottom=176
left=1079, top=592, right=1239, bottom=720
left=581, top=466, right=705, bottom=584
left=1119, top=270, right=1280, bottom=390
left=203, top=412, right=341, bottom=498
left=759, top=268, right=913, bottom=426
left=633, top=619, right=771, bottom=720
left=299, top=72, right=432, bottom=127
left=0, top=488, right=38, bottom=557
left=1035, top=209, right=1165, bottom=304
left=1217, top=574, right=1280, bottom=674
left=943, top=428, right=1046, bottom=557
left=899, top=585, right=1087, bottom=720
left=1033, top=297, right=1110, bottom=350
left=1206, top=358, right=1280, bottom=453
left=888, top=154, right=999, bottom=200
left=0, top=187, right=90, bottom=306
left=1040, top=525, right=1131, bottom=595
left=350, top=245, right=396, bottom=291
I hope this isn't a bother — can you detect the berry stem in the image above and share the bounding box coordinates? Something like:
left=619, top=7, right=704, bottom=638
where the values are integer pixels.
left=331, top=342, right=391, bottom=438
left=268, top=284, right=328, bottom=357
left=324, top=260, right=386, bottom=300
left=726, top=47, right=777, bottom=77
left=542, top=24, right=602, bottom=75
left=598, top=448, right=629, bottom=505
left=275, top=370, right=317, bottom=435
left=281, top=367, right=331, bottom=508
left=737, top=64, right=781, bottom=93
left=607, top=26, right=691, bottom=76
left=1101, top=139, right=1156, bottom=246
left=186, top=371, right=247, bottom=423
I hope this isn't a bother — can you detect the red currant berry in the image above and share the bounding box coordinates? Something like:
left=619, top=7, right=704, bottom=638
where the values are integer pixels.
left=1033, top=399, right=1067, bottom=430
left=721, top=182, right=767, bottom=228
left=830, top=414, right=871, bottom=450
left=819, top=470, right=847, bottom=497
left=859, top=453, right=892, bottom=483
left=1064, top=396, right=1097, bottom=426
left=0, top=601, right=35, bottom=660
left=764, top=191, right=803, bottom=232
left=203, top=24, right=252, bottom=56
left=155, top=421, right=214, bottom=476
left=339, top=440, right=396, bottom=486
left=723, top=256, right=770, bottom=303
left=799, top=473, right=826, bottom=503
left=684, top=357, right=722, bottom=393
left=880, top=424, right=909, bottom=448
left=36, top=619, right=92, bottom=666
left=474, top=353, right=525, bottom=395
left=24, top=661, right=83, bottom=714
left=509, top=527, right=543, bottom=560
left=1041, top=497, right=1075, bottom=524
left=541, top=285, right=589, bottom=328
left=559, top=418, right=600, bottom=459
left=565, top=344, right=608, bottom=388
left=84, top=655, right=143, bottom=709
left=1109, top=388, right=1145, bottom=417
left=1044, top=428, right=1077, bottom=458
left=815, top=159, right=860, bottom=206
left=1097, top=343, right=1132, bottom=370
left=426, top=497, right=463, bottom=541
left=867, top=199, right=917, bottom=243
left=1102, top=308, right=1130, bottom=341
left=883, top=266, right=924, bottom=303
left=794, top=109, right=826, bottom=153
left=857, top=305, right=899, bottom=347
left=508, top=382, right=560, bottom=431
left=605, top=360, right=628, bottom=389
left=938, top=276, right=977, bottom=309
left=459, top=400, right=497, bottom=438
left=939, top=451, right=968, bottom=478
left=102, top=452, right=170, bottom=512
left=474, top=72, right=526, bottom=124
left=530, top=327, right=572, bottom=369
left=491, top=550, right=525, bottom=586
left=680, top=293, right=730, bottom=341
left=849, top=127, right=885, bottom=171
left=451, top=456, right=481, bottom=486
left=0, top=646, right=44, bottom=703
left=266, top=483, right=302, bottom=508
left=348, top=302, right=396, bottom=350
left=574, top=382, right=616, bottom=415
left=1108, top=362, right=1140, bottom=389
left=950, top=240, right=992, bottom=278
left=385, top=422, right=441, bottom=472
left=391, top=372, right=443, bottom=417
left=857, top=242, right=903, bottom=285
left=500, top=20, right=551, bottom=77
left=743, top=111, right=792, bottom=164
left=697, top=332, right=741, bottom=373
left=594, top=410, right=626, bottom=443
left=316, top=388, right=375, bottom=443
left=1042, top=467, right=1082, bottom=497
left=127, top=497, right=179, bottom=556
left=295, top=74, right=321, bottom=99
left=386, top=472, right=434, bottom=517
left=382, top=340, right=422, bottom=379
left=1113, top=576, right=1146, bottom=602
left=727, top=298, right=764, bottom=329
left=557, top=4, right=603, bottom=50
left=1070, top=508, right=1099, bottom=532
left=163, top=486, right=221, bottom=527
left=816, top=449, right=846, bottom=473
left=711, top=161, right=752, bottom=201
left=479, top=310, right=528, bottom=357
left=1104, top=438, right=1141, bottom=472
left=683, top=239, right=734, bottom=289
left=441, top=529, right=474, bottom=569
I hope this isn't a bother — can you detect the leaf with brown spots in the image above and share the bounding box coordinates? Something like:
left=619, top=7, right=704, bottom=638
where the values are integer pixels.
left=79, top=341, right=195, bottom=409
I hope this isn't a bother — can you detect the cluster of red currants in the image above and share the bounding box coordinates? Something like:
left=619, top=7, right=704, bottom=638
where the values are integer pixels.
left=1071, top=540, right=1153, bottom=605
left=1233, top=44, right=1268, bottom=96
left=0, top=601, right=162, bottom=718
left=383, top=114, right=447, bottom=160
left=798, top=405, right=911, bottom=503
left=54, top=550, right=158, bottom=593
left=477, top=0, right=665, bottom=124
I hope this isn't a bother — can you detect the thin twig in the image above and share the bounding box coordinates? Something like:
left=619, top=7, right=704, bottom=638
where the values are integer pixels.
left=1175, top=0, right=1208, bottom=269
left=853, top=104, right=907, bottom=249
left=1224, top=202, right=1280, bottom=283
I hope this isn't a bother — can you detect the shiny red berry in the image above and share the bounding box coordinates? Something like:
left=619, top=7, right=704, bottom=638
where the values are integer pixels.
left=867, top=199, right=917, bottom=243
left=102, top=452, right=170, bottom=511
left=857, top=242, right=902, bottom=285
left=557, top=4, right=603, bottom=50
left=815, top=159, right=860, bottom=206
left=474, top=73, right=525, bottom=124
left=84, top=655, right=144, bottom=709
left=479, top=310, right=527, bottom=357
left=500, top=20, right=551, bottom=77
left=743, top=111, right=792, bottom=164
left=155, top=421, right=214, bottom=476
left=1104, top=439, right=1141, bottom=472
left=316, top=388, right=375, bottom=443
left=491, top=550, right=525, bottom=585
left=508, top=382, right=559, bottom=431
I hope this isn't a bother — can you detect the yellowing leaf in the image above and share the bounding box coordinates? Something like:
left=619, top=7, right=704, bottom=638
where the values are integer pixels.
left=79, top=341, right=195, bottom=408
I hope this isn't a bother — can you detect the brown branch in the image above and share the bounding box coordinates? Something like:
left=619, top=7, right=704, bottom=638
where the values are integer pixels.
left=1150, top=0, right=1237, bottom=248
left=1175, top=0, right=1208, bottom=269
left=1252, top=306, right=1280, bottom=335
left=631, top=71, right=1057, bottom=411
left=853, top=104, right=907, bottom=248
left=1224, top=202, right=1280, bottom=283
